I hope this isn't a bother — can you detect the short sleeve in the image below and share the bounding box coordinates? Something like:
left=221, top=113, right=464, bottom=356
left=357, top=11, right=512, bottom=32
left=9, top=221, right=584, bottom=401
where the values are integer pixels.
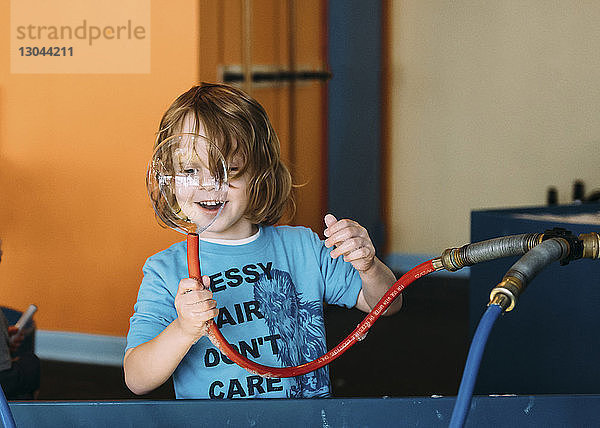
left=311, top=232, right=362, bottom=308
left=125, top=257, right=179, bottom=351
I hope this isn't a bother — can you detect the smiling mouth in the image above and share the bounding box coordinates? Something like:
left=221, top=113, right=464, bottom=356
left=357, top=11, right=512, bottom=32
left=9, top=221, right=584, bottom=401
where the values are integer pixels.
left=196, top=200, right=225, bottom=211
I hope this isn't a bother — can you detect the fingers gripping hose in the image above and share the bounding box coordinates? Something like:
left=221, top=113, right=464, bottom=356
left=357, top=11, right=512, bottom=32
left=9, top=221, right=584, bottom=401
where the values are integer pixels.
left=187, top=233, right=436, bottom=378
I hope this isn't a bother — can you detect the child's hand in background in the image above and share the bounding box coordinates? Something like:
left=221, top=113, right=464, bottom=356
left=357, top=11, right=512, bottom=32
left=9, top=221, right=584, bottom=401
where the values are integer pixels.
left=7, top=325, right=24, bottom=354
left=324, top=214, right=375, bottom=273
left=174, top=275, right=218, bottom=342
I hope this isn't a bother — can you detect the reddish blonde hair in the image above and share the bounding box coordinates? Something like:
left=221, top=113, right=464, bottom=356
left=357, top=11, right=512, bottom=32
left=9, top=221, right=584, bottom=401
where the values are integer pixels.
left=153, top=83, right=294, bottom=226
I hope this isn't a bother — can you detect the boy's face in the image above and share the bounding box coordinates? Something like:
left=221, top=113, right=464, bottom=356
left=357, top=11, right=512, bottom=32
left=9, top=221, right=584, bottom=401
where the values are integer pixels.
left=172, top=134, right=226, bottom=232
left=174, top=118, right=255, bottom=239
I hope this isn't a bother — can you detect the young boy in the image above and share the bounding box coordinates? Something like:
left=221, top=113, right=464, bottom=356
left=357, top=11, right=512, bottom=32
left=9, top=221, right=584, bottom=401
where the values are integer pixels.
left=124, top=83, right=401, bottom=399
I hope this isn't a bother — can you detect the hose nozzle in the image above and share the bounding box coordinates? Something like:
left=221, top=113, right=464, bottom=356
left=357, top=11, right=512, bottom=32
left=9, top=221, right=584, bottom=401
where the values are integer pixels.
left=489, top=276, right=524, bottom=312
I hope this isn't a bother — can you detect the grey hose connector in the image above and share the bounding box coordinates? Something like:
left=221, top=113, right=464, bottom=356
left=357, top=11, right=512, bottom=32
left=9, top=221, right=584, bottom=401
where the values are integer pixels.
left=489, top=238, right=570, bottom=311
left=440, top=233, right=543, bottom=271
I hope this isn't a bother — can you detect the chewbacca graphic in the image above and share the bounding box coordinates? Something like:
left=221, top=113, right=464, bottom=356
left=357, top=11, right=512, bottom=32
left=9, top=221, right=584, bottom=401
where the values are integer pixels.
left=253, top=269, right=329, bottom=397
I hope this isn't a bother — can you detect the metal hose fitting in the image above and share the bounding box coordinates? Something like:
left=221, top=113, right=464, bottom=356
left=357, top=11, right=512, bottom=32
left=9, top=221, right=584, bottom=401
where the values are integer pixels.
left=579, top=232, right=600, bottom=259
left=489, top=277, right=523, bottom=312
left=440, top=233, right=543, bottom=271
left=488, top=292, right=512, bottom=312
left=488, top=238, right=569, bottom=312
left=431, top=258, right=444, bottom=271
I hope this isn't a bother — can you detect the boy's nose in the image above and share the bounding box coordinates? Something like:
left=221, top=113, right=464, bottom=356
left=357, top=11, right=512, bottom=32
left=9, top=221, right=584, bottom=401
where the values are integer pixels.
left=198, top=172, right=228, bottom=196
left=199, top=171, right=218, bottom=190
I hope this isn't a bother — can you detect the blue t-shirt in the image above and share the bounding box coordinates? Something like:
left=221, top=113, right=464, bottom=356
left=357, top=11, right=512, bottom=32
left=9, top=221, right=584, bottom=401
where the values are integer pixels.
left=126, top=225, right=363, bottom=399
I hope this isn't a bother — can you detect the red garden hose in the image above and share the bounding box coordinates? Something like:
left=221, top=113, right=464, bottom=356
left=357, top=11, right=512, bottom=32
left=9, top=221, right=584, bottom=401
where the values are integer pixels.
left=187, top=233, right=436, bottom=378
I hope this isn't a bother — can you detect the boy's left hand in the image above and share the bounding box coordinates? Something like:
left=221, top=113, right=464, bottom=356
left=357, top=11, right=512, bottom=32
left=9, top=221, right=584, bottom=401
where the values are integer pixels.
left=324, top=214, right=375, bottom=272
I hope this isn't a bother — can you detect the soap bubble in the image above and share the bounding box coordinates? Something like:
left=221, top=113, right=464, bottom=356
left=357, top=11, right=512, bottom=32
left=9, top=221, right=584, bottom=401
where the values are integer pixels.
left=147, top=133, right=229, bottom=234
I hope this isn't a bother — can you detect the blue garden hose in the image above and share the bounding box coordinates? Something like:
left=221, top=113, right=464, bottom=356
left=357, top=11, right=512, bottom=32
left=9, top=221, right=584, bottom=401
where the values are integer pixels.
left=449, top=303, right=502, bottom=428
left=0, top=385, right=16, bottom=428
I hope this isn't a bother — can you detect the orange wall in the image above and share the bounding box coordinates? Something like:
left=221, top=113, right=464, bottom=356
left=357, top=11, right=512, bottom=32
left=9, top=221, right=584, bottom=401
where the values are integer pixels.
left=0, top=1, right=200, bottom=335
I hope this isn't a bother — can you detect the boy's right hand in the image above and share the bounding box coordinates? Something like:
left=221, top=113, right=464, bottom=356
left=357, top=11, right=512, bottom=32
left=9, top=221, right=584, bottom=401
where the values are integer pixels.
left=174, top=275, right=218, bottom=343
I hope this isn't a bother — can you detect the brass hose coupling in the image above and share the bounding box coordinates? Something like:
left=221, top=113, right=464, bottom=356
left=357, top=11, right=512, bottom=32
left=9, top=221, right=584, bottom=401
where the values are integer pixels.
left=440, top=248, right=466, bottom=272
left=489, top=276, right=524, bottom=312
left=579, top=232, right=600, bottom=259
